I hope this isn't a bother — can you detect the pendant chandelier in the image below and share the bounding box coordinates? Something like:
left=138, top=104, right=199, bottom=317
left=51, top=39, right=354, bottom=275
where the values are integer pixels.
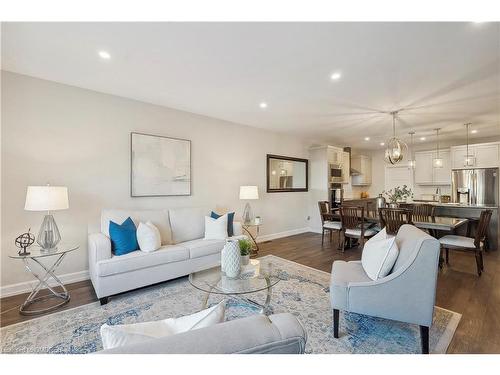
left=384, top=111, right=407, bottom=165
left=407, top=131, right=416, bottom=169
left=464, top=123, right=475, bottom=167
left=432, top=128, right=443, bottom=168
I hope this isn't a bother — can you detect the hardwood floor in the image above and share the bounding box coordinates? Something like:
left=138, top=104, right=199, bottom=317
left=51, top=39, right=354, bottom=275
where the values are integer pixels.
left=1, top=231, right=499, bottom=353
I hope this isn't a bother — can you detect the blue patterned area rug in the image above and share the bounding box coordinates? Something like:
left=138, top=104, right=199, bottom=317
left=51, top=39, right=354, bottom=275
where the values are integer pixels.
left=1, top=255, right=460, bottom=354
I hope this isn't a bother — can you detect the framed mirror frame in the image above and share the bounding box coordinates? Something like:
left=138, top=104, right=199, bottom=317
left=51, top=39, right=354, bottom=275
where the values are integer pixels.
left=266, top=154, right=309, bottom=193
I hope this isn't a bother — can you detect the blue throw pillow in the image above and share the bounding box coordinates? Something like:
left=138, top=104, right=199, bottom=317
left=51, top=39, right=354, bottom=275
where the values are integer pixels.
left=211, top=211, right=235, bottom=237
left=109, top=217, right=138, bottom=256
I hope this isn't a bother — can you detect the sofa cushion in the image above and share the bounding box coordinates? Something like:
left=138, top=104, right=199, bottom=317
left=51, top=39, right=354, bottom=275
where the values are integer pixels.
left=101, top=209, right=172, bottom=245
left=211, top=211, right=235, bottom=237
left=100, top=300, right=226, bottom=350
left=179, top=238, right=225, bottom=259
left=361, top=228, right=399, bottom=280
left=169, top=207, right=209, bottom=244
left=204, top=215, right=228, bottom=240
left=109, top=217, right=139, bottom=256
left=97, top=245, right=189, bottom=277
left=137, top=222, right=162, bottom=253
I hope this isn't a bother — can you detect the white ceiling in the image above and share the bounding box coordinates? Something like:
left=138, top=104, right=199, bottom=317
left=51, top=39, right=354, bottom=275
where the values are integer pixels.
left=2, top=22, right=499, bottom=149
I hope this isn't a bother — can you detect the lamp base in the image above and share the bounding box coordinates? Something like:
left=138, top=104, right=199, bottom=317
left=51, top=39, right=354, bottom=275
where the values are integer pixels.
left=37, top=214, right=61, bottom=250
left=243, top=202, right=254, bottom=224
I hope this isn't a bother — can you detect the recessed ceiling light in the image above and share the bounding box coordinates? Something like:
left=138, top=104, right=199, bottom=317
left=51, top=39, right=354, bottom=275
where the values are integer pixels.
left=259, top=102, right=268, bottom=109
left=420, top=137, right=426, bottom=141
left=98, top=51, right=111, bottom=60
left=471, top=129, right=478, bottom=134
left=364, top=137, right=370, bottom=141
left=380, top=142, right=385, bottom=146
left=330, top=72, right=342, bottom=81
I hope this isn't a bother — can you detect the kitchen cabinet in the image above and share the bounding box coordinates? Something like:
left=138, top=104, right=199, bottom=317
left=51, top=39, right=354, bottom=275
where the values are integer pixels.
left=414, top=152, right=434, bottom=184
left=451, top=142, right=499, bottom=169
left=351, top=155, right=372, bottom=186
left=433, top=150, right=451, bottom=184
left=414, top=149, right=451, bottom=185
left=327, top=146, right=344, bottom=166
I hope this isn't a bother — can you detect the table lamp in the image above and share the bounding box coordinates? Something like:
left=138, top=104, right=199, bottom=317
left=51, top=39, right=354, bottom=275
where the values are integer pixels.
left=239, top=185, right=259, bottom=224
left=25, top=185, right=69, bottom=250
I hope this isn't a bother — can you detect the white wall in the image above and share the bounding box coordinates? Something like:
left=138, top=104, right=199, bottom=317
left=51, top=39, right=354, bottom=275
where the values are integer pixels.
left=1, top=71, right=310, bottom=289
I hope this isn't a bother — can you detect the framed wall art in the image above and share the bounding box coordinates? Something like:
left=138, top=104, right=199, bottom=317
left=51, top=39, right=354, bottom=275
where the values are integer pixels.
left=131, top=132, right=191, bottom=197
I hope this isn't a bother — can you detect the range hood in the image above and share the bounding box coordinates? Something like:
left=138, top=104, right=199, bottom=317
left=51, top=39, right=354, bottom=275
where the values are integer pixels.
left=343, top=147, right=361, bottom=176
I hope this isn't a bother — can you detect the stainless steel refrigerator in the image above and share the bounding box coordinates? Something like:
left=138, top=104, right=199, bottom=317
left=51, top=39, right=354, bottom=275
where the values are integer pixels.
left=451, top=168, right=498, bottom=205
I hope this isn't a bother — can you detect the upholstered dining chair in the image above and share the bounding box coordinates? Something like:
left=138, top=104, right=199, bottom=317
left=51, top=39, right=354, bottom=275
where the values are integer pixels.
left=330, top=225, right=441, bottom=353
left=378, top=207, right=412, bottom=236
left=318, top=201, right=342, bottom=248
left=439, top=209, right=492, bottom=276
left=339, top=206, right=377, bottom=252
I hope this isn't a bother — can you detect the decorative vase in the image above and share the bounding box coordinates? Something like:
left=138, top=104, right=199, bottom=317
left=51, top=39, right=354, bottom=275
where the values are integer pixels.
left=388, top=202, right=399, bottom=208
left=241, top=254, right=250, bottom=265
left=221, top=239, right=241, bottom=278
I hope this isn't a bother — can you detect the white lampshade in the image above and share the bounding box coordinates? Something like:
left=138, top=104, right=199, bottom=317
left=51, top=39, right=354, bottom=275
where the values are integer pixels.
left=25, top=186, right=69, bottom=211
left=239, top=185, right=259, bottom=200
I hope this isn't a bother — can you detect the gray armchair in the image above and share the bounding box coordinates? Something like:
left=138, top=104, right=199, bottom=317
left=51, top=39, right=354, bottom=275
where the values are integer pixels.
left=330, top=224, right=440, bottom=353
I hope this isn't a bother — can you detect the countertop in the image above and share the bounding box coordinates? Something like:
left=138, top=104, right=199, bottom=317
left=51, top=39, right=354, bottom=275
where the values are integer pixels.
left=412, top=202, right=498, bottom=209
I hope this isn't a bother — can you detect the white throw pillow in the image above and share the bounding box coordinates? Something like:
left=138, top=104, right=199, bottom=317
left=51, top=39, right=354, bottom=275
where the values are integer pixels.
left=361, top=228, right=399, bottom=280
left=136, top=221, right=161, bottom=252
left=204, top=214, right=228, bottom=240
left=100, top=300, right=226, bottom=350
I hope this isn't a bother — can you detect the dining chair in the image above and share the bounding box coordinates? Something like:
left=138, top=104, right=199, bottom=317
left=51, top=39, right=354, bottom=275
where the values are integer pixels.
left=318, top=201, right=342, bottom=248
left=411, top=204, right=436, bottom=222
left=410, top=204, right=436, bottom=236
left=439, top=210, right=492, bottom=276
left=339, top=206, right=377, bottom=252
left=378, top=207, right=413, bottom=236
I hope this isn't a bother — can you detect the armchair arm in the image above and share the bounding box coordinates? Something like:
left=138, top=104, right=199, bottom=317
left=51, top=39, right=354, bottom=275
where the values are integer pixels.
left=88, top=232, right=112, bottom=264
left=233, top=221, right=243, bottom=236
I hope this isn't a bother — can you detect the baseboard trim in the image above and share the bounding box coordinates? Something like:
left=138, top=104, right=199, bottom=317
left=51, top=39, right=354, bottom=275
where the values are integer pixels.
left=0, top=270, right=90, bottom=298
left=1, top=228, right=314, bottom=298
left=256, top=227, right=311, bottom=243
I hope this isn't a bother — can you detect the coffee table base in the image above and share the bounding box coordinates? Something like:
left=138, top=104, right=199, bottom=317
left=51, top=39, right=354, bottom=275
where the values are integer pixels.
left=202, top=278, right=273, bottom=315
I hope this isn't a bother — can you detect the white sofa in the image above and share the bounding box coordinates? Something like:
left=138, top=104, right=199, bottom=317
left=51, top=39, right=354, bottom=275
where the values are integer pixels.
left=88, top=207, right=245, bottom=304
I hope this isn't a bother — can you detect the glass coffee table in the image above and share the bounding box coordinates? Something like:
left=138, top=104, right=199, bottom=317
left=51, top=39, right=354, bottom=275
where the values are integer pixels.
left=189, top=259, right=281, bottom=315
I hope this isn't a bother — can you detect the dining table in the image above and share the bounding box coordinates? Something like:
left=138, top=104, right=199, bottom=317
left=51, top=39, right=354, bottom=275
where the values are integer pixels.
left=327, top=209, right=469, bottom=233
left=326, top=209, right=469, bottom=266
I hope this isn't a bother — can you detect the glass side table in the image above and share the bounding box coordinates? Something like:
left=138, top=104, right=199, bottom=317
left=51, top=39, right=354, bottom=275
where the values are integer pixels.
left=9, top=243, right=79, bottom=315
left=242, top=219, right=262, bottom=256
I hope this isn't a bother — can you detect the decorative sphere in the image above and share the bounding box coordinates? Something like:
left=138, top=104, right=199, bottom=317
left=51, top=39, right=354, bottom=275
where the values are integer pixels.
left=15, top=231, right=35, bottom=249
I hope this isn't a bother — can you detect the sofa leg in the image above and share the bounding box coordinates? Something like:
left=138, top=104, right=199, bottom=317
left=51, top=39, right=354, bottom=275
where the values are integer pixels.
left=420, top=325, right=429, bottom=354
left=333, top=309, right=339, bottom=338
left=100, top=297, right=109, bottom=305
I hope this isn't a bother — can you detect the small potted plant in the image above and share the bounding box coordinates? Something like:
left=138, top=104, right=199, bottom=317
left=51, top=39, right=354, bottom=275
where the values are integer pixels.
left=238, top=238, right=252, bottom=265
left=382, top=185, right=414, bottom=207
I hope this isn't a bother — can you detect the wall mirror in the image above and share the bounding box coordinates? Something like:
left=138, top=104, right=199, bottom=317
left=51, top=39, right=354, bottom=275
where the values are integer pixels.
left=267, top=154, right=308, bottom=192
